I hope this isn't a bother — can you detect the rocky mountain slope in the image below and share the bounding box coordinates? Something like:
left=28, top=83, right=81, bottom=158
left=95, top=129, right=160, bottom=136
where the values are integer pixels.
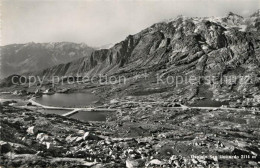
left=0, top=42, right=95, bottom=79
left=34, top=10, right=259, bottom=77
left=26, top=10, right=260, bottom=105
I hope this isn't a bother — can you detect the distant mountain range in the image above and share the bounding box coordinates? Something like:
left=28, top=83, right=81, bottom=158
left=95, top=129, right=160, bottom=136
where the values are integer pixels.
left=0, top=42, right=95, bottom=79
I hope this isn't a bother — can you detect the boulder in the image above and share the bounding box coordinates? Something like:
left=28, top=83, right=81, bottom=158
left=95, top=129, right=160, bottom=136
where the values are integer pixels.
left=0, top=141, right=12, bottom=153
left=36, top=133, right=51, bottom=142
left=126, top=158, right=145, bottom=168
left=169, top=155, right=178, bottom=164
left=147, top=159, right=165, bottom=166
left=173, top=160, right=181, bottom=167
left=26, top=126, right=38, bottom=135
left=110, top=99, right=119, bottom=104
left=21, top=137, right=33, bottom=146
left=77, top=130, right=85, bottom=136
left=75, top=137, right=83, bottom=143
left=46, top=142, right=53, bottom=149
left=65, top=135, right=77, bottom=143
left=122, top=116, right=131, bottom=121
left=83, top=132, right=101, bottom=140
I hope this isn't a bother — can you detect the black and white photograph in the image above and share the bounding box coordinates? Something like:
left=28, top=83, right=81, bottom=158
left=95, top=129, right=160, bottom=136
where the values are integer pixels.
left=0, top=0, right=260, bottom=167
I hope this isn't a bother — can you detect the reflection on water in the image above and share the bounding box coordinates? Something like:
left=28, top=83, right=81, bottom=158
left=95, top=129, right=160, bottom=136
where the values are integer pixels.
left=39, top=109, right=108, bottom=121
left=39, top=109, right=70, bottom=115
left=70, top=111, right=107, bottom=121
left=35, top=93, right=99, bottom=107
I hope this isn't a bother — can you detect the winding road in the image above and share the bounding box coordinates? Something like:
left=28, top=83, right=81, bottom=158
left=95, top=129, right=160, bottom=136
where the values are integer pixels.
left=2, top=97, right=259, bottom=117
left=119, top=100, right=260, bottom=113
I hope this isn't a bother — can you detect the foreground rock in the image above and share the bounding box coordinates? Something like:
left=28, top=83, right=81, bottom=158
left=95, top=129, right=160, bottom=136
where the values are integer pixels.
left=1, top=104, right=260, bottom=167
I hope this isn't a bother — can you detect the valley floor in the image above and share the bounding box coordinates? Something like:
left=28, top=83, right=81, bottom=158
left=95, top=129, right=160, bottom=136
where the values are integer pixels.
left=1, top=99, right=260, bottom=167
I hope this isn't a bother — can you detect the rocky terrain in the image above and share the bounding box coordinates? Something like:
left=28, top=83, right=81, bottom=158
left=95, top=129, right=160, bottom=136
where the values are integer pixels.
left=0, top=99, right=260, bottom=167
left=0, top=42, right=95, bottom=79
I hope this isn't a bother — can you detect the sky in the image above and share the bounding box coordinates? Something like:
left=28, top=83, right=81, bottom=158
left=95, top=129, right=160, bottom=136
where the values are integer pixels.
left=1, top=0, right=260, bottom=47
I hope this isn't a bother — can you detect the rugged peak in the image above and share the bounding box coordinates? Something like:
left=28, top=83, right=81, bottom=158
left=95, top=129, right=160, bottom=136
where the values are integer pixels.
left=222, top=11, right=245, bottom=26
left=250, top=9, right=260, bottom=17
left=227, top=12, right=243, bottom=19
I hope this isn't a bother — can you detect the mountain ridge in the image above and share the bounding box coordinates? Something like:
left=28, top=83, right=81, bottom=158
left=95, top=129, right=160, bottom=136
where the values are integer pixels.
left=27, top=10, right=259, bottom=78
left=0, top=42, right=95, bottom=79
